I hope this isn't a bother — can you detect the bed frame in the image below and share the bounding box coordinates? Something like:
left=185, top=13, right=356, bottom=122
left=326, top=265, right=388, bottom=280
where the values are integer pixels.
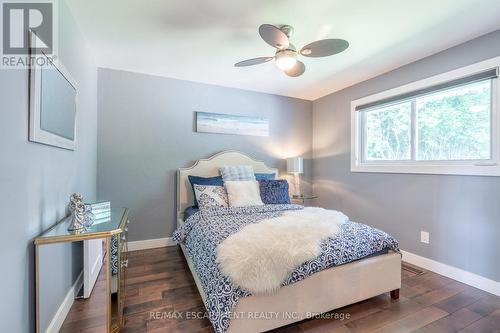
left=177, top=150, right=401, bottom=333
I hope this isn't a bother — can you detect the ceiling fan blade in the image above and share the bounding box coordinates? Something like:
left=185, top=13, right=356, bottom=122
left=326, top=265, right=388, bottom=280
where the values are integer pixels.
left=284, top=60, right=305, bottom=77
left=300, top=39, right=349, bottom=57
left=234, top=57, right=274, bottom=67
left=259, top=24, right=289, bottom=49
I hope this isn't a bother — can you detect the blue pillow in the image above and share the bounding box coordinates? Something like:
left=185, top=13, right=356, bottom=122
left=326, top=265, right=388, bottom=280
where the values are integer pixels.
left=188, top=175, right=224, bottom=207
left=255, top=172, right=276, bottom=181
left=183, top=206, right=199, bottom=221
left=259, top=179, right=290, bottom=204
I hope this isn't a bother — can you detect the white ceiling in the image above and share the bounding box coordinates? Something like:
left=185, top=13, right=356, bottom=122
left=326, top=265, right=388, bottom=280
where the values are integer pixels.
left=66, top=0, right=500, bottom=100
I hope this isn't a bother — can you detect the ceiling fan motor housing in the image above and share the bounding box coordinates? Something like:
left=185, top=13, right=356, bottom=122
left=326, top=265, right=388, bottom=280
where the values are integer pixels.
left=279, top=25, right=294, bottom=38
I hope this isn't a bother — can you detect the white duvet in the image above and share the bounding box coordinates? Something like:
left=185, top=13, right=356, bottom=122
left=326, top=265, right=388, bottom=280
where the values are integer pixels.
left=216, top=207, right=348, bottom=295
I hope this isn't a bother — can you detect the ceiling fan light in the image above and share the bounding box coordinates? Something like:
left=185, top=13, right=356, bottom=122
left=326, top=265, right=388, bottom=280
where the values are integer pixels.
left=275, top=49, right=297, bottom=70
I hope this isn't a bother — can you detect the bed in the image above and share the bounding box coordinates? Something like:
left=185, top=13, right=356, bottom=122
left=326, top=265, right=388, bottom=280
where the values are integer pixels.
left=175, top=151, right=401, bottom=333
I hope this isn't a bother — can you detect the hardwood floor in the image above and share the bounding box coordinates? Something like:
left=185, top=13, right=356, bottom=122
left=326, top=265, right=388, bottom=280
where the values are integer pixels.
left=63, top=246, right=500, bottom=332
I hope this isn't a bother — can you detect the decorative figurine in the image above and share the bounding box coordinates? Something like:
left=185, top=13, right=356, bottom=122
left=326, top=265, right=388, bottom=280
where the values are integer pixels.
left=68, top=193, right=95, bottom=231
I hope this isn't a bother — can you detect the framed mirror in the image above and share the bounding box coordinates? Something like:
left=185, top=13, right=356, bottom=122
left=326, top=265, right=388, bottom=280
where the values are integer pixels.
left=29, top=31, right=77, bottom=150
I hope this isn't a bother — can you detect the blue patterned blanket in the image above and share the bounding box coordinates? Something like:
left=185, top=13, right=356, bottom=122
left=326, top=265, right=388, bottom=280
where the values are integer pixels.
left=173, top=204, right=399, bottom=333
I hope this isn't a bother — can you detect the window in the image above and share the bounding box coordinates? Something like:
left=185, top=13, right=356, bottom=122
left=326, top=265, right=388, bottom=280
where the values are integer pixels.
left=364, top=101, right=412, bottom=161
left=352, top=58, right=500, bottom=176
left=416, top=81, right=491, bottom=161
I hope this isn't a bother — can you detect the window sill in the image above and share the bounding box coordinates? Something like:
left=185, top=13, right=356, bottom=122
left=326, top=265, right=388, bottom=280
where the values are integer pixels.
left=351, top=163, right=500, bottom=177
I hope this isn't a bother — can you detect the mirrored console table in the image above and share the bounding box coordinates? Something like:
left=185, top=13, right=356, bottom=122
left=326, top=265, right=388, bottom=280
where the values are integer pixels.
left=34, top=208, right=129, bottom=333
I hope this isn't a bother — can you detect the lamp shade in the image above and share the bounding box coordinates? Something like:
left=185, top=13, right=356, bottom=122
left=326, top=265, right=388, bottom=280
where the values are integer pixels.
left=286, top=157, right=303, bottom=174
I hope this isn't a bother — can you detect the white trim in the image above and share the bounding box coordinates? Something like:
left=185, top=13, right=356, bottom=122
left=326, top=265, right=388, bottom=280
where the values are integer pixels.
left=401, top=250, right=500, bottom=296
left=126, top=237, right=175, bottom=251
left=45, top=271, right=83, bottom=333
left=351, top=56, right=500, bottom=176
left=29, top=30, right=78, bottom=151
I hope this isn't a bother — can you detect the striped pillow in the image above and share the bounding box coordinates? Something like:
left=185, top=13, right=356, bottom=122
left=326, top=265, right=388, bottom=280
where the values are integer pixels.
left=219, top=165, right=256, bottom=181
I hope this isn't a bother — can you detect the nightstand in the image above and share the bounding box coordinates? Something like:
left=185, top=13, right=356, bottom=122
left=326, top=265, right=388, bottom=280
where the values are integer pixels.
left=292, top=194, right=318, bottom=205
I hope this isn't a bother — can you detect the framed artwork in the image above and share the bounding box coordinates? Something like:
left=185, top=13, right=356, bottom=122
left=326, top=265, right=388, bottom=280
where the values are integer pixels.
left=196, top=112, right=269, bottom=137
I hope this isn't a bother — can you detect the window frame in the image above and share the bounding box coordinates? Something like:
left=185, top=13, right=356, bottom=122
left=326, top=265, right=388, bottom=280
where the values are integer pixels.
left=351, top=57, right=500, bottom=176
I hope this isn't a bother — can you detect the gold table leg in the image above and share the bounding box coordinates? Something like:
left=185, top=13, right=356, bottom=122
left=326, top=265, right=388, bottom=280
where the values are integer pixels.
left=35, top=244, right=40, bottom=333
left=106, top=237, right=112, bottom=333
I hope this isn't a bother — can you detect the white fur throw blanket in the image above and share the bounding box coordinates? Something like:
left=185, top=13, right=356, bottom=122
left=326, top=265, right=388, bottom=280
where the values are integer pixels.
left=216, top=207, right=348, bottom=295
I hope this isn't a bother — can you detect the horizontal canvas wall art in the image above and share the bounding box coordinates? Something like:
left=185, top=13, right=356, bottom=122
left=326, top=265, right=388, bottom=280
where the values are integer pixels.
left=196, top=112, right=269, bottom=137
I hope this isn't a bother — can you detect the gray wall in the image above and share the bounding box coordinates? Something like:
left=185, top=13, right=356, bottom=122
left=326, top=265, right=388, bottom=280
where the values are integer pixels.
left=0, top=1, right=97, bottom=331
left=97, top=68, right=312, bottom=241
left=312, top=30, right=500, bottom=282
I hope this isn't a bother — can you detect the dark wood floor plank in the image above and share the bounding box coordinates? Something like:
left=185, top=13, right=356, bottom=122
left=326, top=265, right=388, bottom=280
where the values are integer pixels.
left=296, top=324, right=352, bottom=333
left=466, top=294, right=500, bottom=317
left=369, top=306, right=448, bottom=333
left=297, top=298, right=384, bottom=331
left=414, top=308, right=483, bottom=333
left=413, top=283, right=466, bottom=306
left=61, top=246, right=500, bottom=333
left=345, top=299, right=426, bottom=333
left=434, top=288, right=489, bottom=314
left=458, top=308, right=500, bottom=333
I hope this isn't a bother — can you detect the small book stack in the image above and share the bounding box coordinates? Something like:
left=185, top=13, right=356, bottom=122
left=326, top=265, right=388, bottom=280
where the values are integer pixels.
left=88, top=201, right=111, bottom=221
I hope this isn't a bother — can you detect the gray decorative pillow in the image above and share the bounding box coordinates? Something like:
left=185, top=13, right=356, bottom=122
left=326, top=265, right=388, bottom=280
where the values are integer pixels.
left=193, top=184, right=229, bottom=210
left=219, top=165, right=256, bottom=181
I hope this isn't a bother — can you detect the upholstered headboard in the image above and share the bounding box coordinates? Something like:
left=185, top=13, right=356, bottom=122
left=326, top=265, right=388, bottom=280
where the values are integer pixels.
left=176, top=151, right=278, bottom=224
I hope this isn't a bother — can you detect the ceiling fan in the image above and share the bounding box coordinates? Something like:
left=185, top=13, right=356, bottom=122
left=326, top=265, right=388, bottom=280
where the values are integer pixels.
left=234, top=24, right=349, bottom=77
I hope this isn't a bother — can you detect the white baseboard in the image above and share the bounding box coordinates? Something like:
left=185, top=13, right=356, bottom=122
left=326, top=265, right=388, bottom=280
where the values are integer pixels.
left=401, top=250, right=500, bottom=296
left=45, top=271, right=83, bottom=333
left=127, top=237, right=175, bottom=251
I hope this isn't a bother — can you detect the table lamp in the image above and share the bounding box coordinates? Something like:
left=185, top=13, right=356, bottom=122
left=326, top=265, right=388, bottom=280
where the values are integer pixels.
left=286, top=157, right=303, bottom=196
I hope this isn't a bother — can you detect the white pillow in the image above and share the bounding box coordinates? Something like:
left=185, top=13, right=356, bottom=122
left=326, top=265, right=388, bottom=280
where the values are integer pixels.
left=225, top=180, right=264, bottom=207
left=193, top=184, right=229, bottom=210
